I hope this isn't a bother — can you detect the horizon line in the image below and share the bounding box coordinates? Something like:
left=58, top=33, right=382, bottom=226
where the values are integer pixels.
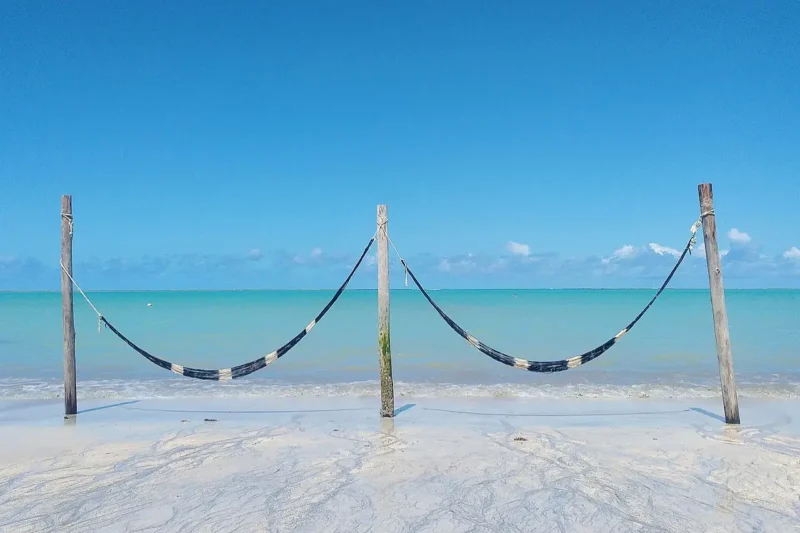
left=2, top=287, right=799, bottom=294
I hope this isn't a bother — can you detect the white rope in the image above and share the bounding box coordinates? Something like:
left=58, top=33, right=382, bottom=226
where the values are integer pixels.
left=688, top=211, right=715, bottom=253
left=378, top=224, right=408, bottom=286
left=61, top=213, right=74, bottom=236
left=60, top=262, right=104, bottom=331
left=688, top=215, right=708, bottom=254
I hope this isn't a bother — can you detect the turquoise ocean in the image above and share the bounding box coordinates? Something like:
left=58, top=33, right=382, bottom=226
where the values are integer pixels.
left=1, top=290, right=798, bottom=400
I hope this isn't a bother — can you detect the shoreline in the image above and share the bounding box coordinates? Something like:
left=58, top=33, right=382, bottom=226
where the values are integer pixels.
left=4, top=395, right=799, bottom=425
left=2, top=377, right=800, bottom=402
left=3, top=395, right=799, bottom=431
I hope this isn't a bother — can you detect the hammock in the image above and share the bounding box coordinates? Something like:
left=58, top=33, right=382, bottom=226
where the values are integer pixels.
left=398, top=225, right=699, bottom=373
left=97, top=236, right=375, bottom=380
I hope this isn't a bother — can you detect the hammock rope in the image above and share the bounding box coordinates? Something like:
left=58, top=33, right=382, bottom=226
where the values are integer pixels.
left=63, top=235, right=375, bottom=381
left=395, top=219, right=704, bottom=373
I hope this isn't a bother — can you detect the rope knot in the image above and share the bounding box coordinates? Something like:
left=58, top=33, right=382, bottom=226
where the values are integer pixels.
left=61, top=213, right=74, bottom=235
left=689, top=211, right=714, bottom=254
left=688, top=219, right=703, bottom=254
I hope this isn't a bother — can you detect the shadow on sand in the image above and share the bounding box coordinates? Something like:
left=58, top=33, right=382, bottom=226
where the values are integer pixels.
left=423, top=405, right=730, bottom=424
left=394, top=403, right=416, bottom=417
left=77, top=400, right=140, bottom=415
left=123, top=406, right=372, bottom=415
left=66, top=400, right=730, bottom=425
left=689, top=407, right=726, bottom=423
left=421, top=406, right=694, bottom=418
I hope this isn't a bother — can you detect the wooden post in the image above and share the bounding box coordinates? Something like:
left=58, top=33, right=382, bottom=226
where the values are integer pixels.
left=61, top=195, right=77, bottom=417
left=377, top=204, right=395, bottom=417
left=698, top=183, right=740, bottom=424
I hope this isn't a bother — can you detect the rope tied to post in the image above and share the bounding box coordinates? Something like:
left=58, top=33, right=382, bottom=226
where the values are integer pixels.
left=389, top=219, right=703, bottom=373
left=379, top=217, right=408, bottom=286
left=687, top=210, right=713, bottom=254
left=61, top=212, right=74, bottom=236
left=60, top=261, right=104, bottom=332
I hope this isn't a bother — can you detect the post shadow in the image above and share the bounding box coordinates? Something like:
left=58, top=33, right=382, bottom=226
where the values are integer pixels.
left=689, top=407, right=726, bottom=423
left=393, top=403, right=416, bottom=417
left=76, top=400, right=140, bottom=415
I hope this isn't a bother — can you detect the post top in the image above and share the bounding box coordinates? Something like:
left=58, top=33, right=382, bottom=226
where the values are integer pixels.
left=698, top=183, right=714, bottom=208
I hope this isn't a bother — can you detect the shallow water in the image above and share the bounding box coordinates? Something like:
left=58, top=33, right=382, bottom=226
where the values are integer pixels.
left=1, top=289, right=798, bottom=399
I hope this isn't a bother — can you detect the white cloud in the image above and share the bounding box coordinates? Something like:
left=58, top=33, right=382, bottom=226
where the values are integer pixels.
left=7, top=240, right=800, bottom=291
left=506, top=241, right=530, bottom=256
left=784, top=247, right=800, bottom=260
left=602, top=244, right=637, bottom=264
left=728, top=228, right=751, bottom=244
left=614, top=245, right=636, bottom=259
left=648, top=243, right=680, bottom=258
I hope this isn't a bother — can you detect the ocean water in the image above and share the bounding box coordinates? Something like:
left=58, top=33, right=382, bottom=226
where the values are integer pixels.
left=0, top=289, right=798, bottom=400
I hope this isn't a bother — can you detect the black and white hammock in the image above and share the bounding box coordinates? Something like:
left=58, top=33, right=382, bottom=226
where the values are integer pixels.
left=396, top=220, right=702, bottom=373
left=65, top=236, right=375, bottom=381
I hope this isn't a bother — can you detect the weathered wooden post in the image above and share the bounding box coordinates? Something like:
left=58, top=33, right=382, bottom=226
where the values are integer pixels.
left=698, top=183, right=740, bottom=424
left=61, top=195, right=77, bottom=417
left=377, top=205, right=395, bottom=417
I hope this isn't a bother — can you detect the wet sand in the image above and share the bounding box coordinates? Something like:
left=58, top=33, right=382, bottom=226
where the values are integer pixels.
left=1, top=397, right=798, bottom=532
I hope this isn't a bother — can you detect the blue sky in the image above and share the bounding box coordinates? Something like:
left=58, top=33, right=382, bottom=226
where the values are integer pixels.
left=2, top=1, right=799, bottom=290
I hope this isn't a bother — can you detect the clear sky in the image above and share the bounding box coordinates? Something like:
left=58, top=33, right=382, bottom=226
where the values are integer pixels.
left=1, top=1, right=799, bottom=289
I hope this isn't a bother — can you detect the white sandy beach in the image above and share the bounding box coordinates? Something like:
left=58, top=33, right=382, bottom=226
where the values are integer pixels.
left=1, top=397, right=798, bottom=532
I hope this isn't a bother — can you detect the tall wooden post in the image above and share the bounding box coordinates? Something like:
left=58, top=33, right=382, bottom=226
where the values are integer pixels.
left=61, top=195, right=77, bottom=417
left=377, top=205, right=395, bottom=417
left=698, top=183, right=740, bottom=424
